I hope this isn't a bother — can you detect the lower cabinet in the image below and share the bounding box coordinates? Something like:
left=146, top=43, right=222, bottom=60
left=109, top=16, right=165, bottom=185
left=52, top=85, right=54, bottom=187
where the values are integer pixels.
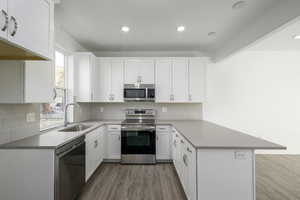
left=106, top=125, right=121, bottom=160
left=85, top=126, right=105, bottom=181
left=172, top=128, right=197, bottom=200
left=156, top=126, right=171, bottom=160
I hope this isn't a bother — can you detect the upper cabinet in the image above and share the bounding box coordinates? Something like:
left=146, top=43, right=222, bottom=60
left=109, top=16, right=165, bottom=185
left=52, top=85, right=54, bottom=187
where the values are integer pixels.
left=0, top=60, right=54, bottom=103
left=0, top=0, right=53, bottom=60
left=172, top=59, right=189, bottom=102
left=74, top=53, right=96, bottom=102
left=124, top=59, right=155, bottom=84
left=96, top=58, right=124, bottom=102
left=155, top=59, right=172, bottom=102
left=188, top=58, right=206, bottom=103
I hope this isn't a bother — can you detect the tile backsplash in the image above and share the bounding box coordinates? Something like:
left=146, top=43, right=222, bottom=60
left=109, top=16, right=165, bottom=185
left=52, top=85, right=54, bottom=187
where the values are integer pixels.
left=0, top=104, right=40, bottom=145
left=87, top=102, right=203, bottom=120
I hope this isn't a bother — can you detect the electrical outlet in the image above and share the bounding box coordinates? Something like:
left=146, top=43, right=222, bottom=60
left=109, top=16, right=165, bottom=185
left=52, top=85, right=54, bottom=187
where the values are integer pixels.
left=100, top=107, right=104, bottom=112
left=234, top=151, right=248, bottom=160
left=26, top=113, right=36, bottom=123
left=162, top=107, right=168, bottom=113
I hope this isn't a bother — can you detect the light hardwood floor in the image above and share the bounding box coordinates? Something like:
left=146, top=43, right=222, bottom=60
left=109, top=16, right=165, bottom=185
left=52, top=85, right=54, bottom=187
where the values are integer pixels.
left=78, top=155, right=300, bottom=200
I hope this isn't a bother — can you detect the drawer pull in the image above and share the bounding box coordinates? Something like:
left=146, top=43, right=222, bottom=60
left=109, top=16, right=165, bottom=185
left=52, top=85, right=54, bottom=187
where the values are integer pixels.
left=187, top=147, right=192, bottom=153
left=180, top=140, right=184, bottom=144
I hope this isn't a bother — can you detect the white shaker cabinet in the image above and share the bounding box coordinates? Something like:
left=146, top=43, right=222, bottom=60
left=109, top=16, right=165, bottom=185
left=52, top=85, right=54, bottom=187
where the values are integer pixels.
left=6, top=0, right=52, bottom=59
left=124, top=59, right=155, bottom=84
left=172, top=59, right=189, bottom=102
left=0, top=60, right=54, bottom=103
left=188, top=58, right=206, bottom=103
left=106, top=125, right=121, bottom=160
left=155, top=59, right=173, bottom=102
left=74, top=53, right=96, bottom=102
left=96, top=59, right=124, bottom=102
left=0, top=0, right=7, bottom=39
left=156, top=126, right=171, bottom=160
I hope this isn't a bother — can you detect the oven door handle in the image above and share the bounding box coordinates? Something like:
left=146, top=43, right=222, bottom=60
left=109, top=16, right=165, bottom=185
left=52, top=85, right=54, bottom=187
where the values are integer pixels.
left=121, top=127, right=156, bottom=131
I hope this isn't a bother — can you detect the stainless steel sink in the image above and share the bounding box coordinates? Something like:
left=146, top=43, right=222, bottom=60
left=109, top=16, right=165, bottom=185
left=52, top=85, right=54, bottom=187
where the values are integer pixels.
left=59, top=124, right=92, bottom=132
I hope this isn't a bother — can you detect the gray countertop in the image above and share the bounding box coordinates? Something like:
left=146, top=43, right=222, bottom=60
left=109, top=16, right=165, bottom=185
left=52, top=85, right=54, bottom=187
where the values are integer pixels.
left=0, top=120, right=286, bottom=150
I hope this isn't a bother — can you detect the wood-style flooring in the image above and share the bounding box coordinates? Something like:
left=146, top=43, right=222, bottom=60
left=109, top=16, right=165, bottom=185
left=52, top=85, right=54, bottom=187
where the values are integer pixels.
left=78, top=155, right=300, bottom=200
left=78, top=163, right=187, bottom=200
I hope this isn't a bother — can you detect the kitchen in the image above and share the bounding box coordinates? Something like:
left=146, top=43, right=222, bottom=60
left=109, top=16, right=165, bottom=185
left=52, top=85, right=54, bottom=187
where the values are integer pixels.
left=0, top=0, right=300, bottom=200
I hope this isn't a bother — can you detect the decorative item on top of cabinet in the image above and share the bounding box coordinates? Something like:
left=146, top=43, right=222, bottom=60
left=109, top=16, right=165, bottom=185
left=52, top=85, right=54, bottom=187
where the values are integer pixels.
left=74, top=52, right=96, bottom=103
left=0, top=0, right=53, bottom=60
left=0, top=60, right=54, bottom=103
left=124, top=59, right=155, bottom=84
left=96, top=58, right=124, bottom=102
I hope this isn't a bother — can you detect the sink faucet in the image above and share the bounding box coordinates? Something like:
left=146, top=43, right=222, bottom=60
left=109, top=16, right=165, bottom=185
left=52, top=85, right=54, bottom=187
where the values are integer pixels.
left=64, top=103, right=80, bottom=127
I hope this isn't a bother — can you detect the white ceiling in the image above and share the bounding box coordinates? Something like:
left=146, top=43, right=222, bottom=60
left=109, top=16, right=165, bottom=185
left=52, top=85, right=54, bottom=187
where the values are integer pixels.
left=55, top=0, right=295, bottom=57
left=249, top=17, right=300, bottom=52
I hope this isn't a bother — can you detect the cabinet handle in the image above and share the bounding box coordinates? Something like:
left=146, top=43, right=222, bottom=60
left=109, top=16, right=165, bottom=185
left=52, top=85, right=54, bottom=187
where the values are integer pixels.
left=175, top=134, right=178, bottom=138
left=173, top=140, right=176, bottom=147
left=187, top=147, right=192, bottom=153
left=1, top=10, right=8, bottom=31
left=118, top=135, right=121, bottom=140
left=189, top=94, right=192, bottom=101
left=10, top=16, right=17, bottom=36
left=170, top=94, right=174, bottom=101
left=183, top=154, right=188, bottom=166
left=53, top=88, right=57, bottom=100
left=180, top=140, right=184, bottom=144
left=156, top=136, right=159, bottom=141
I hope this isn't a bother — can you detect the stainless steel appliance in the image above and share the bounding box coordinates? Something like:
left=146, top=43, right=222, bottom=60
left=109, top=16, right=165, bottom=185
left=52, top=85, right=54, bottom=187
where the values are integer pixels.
left=121, top=109, right=156, bottom=164
left=55, top=136, right=85, bottom=200
left=123, top=84, right=155, bottom=102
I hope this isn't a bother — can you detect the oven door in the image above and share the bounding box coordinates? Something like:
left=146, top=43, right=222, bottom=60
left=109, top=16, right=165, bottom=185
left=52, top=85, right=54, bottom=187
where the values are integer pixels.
left=121, top=129, right=156, bottom=155
left=124, top=88, right=146, bottom=101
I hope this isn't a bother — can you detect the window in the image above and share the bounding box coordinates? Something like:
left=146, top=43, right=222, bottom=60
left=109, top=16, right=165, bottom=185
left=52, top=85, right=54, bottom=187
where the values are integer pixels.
left=40, top=51, right=67, bottom=130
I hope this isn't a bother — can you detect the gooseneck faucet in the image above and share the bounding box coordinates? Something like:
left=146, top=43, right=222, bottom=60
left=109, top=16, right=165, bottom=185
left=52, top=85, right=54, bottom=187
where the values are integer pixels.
left=64, top=103, right=80, bottom=127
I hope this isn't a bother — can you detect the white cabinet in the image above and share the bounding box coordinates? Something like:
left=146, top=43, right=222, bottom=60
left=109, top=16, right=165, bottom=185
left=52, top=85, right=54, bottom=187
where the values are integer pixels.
left=0, top=0, right=8, bottom=39
left=124, top=59, right=155, bottom=84
left=106, top=125, right=121, bottom=159
left=172, top=59, right=189, bottom=102
left=74, top=53, right=96, bottom=102
left=85, top=126, right=105, bottom=181
left=155, top=59, right=172, bottom=102
left=0, top=0, right=53, bottom=60
left=156, top=126, right=171, bottom=160
left=188, top=58, right=206, bottom=102
left=156, top=58, right=205, bottom=103
left=0, top=60, right=54, bottom=103
left=96, top=59, right=124, bottom=102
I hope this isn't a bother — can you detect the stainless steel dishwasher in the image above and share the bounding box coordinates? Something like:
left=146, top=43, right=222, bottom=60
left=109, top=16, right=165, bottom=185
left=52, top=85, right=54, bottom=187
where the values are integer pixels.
left=55, top=136, right=85, bottom=200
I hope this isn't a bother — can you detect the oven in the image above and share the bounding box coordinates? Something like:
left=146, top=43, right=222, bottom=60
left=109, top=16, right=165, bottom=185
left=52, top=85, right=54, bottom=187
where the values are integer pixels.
left=121, top=125, right=156, bottom=164
left=123, top=84, right=155, bottom=102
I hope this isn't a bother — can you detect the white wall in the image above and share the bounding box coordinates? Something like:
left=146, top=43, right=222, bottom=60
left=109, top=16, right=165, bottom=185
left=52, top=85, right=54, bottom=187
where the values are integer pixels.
left=204, top=51, right=300, bottom=154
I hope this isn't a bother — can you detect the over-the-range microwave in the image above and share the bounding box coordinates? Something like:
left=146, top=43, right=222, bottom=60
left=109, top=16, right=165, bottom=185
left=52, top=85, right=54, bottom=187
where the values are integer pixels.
left=123, top=84, right=155, bottom=102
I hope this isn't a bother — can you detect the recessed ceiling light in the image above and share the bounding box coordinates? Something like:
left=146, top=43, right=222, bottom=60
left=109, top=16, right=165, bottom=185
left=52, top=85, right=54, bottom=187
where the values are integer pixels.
left=208, top=32, right=217, bottom=37
left=293, top=35, right=300, bottom=40
left=232, top=1, right=246, bottom=10
left=177, top=26, right=185, bottom=32
left=121, top=26, right=130, bottom=33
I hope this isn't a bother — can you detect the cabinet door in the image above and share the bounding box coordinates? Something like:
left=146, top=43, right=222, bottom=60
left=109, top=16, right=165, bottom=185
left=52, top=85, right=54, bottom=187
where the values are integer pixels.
left=155, top=59, right=172, bottom=102
left=189, top=58, right=205, bottom=102
left=173, top=59, right=189, bottom=102
left=111, top=60, right=124, bottom=102
left=96, top=59, right=112, bottom=102
left=139, top=60, right=155, bottom=84
left=0, top=0, right=7, bottom=39
left=124, top=60, right=139, bottom=84
left=186, top=144, right=197, bottom=200
left=156, top=131, right=171, bottom=160
left=107, top=132, right=121, bottom=159
left=8, top=0, right=50, bottom=58
left=24, top=61, right=54, bottom=103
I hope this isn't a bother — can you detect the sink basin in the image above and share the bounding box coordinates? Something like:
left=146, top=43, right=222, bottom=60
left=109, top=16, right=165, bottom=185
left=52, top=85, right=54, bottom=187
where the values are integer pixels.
left=59, top=124, right=92, bottom=132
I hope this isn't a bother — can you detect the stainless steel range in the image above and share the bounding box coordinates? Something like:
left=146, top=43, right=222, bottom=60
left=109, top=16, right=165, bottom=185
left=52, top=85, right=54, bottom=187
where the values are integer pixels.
left=121, top=108, right=156, bottom=164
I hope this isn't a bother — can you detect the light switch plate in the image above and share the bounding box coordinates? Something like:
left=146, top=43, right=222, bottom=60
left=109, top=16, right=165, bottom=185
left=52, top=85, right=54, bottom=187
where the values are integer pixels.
left=162, top=107, right=168, bottom=113
left=100, top=107, right=104, bottom=112
left=26, top=113, right=36, bottom=123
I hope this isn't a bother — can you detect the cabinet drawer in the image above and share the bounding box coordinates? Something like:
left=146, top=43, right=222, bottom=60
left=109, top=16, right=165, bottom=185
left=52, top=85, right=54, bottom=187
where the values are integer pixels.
left=156, top=125, right=170, bottom=132
left=107, top=125, right=121, bottom=131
